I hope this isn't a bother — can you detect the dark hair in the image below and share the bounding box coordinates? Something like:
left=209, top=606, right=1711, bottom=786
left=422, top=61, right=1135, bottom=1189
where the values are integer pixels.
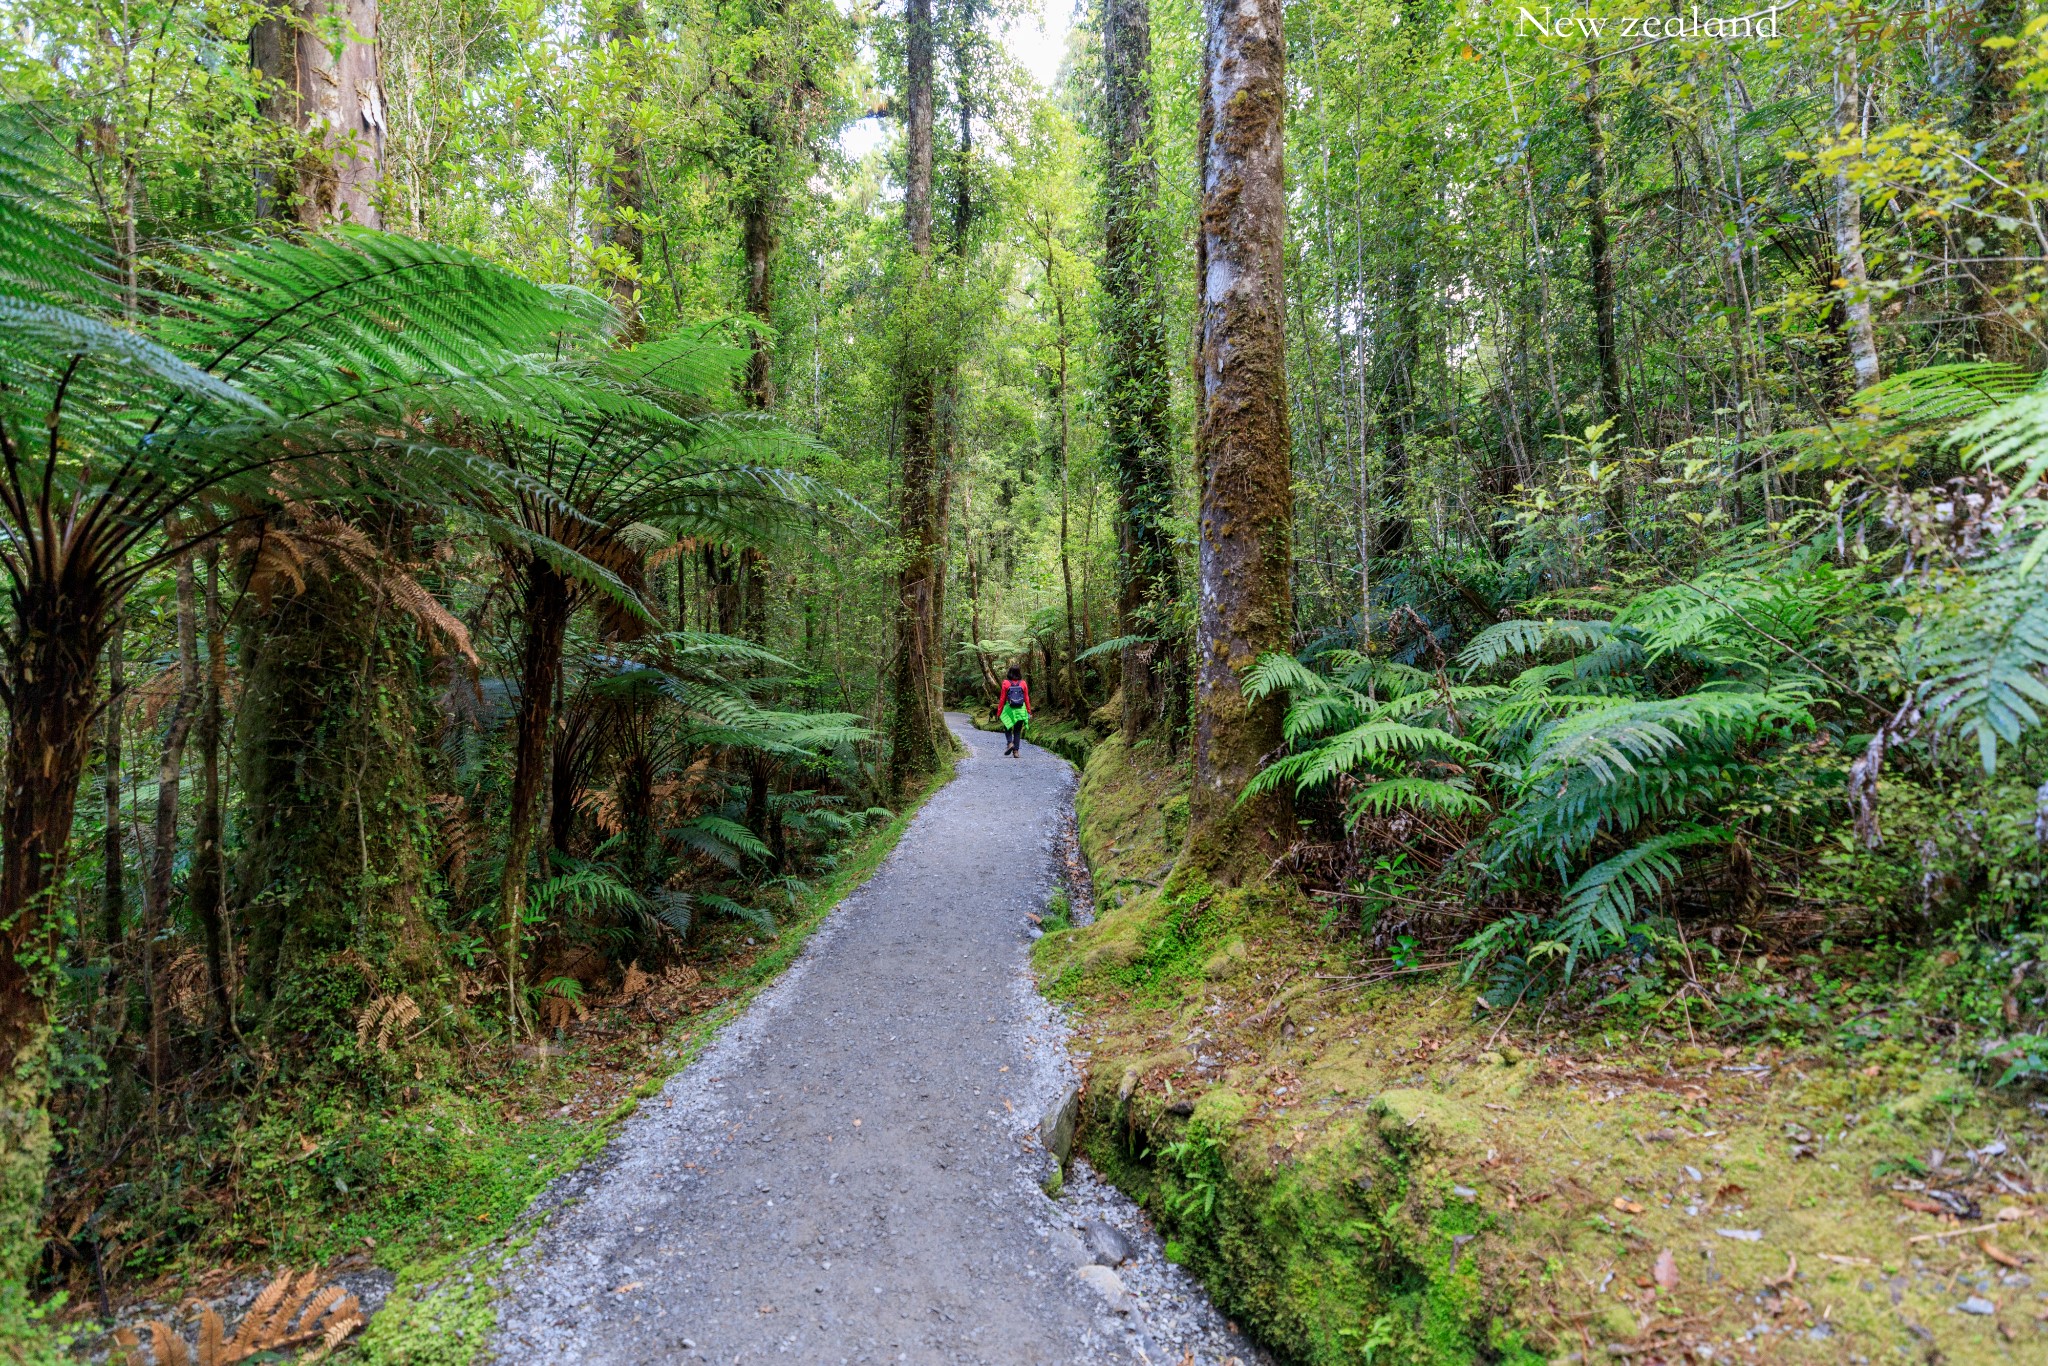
left=1006, top=666, right=1022, bottom=681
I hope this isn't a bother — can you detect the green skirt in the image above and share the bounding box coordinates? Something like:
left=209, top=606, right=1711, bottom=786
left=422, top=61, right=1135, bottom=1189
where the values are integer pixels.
left=999, top=703, right=1029, bottom=730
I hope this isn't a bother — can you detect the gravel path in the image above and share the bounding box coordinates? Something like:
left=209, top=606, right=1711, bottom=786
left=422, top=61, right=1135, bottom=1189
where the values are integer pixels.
left=491, top=715, right=1265, bottom=1365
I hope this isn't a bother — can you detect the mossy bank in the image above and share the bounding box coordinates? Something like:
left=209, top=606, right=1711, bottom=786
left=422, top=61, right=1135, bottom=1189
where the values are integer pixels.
left=1038, top=732, right=2048, bottom=1364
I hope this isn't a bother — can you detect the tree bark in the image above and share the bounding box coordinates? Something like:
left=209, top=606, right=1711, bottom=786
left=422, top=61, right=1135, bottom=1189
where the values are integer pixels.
left=251, top=0, right=387, bottom=228
left=0, top=581, right=114, bottom=1286
left=1831, top=66, right=1881, bottom=391
left=142, top=551, right=201, bottom=1080
left=1186, top=0, right=1293, bottom=879
left=600, top=0, right=648, bottom=341
left=1969, top=0, right=2030, bottom=363
left=187, top=547, right=233, bottom=1032
left=888, top=0, right=944, bottom=797
left=1581, top=51, right=1623, bottom=426
left=1101, top=0, right=1182, bottom=743
left=501, top=563, right=571, bottom=1034
left=101, top=628, right=125, bottom=951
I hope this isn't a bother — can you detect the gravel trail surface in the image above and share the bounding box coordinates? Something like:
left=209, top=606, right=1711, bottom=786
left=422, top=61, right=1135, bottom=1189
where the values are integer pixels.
left=491, top=715, right=1263, bottom=1365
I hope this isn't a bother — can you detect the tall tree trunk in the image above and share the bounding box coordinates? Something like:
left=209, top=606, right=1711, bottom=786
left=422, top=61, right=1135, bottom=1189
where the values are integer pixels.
left=251, top=0, right=386, bottom=228
left=1581, top=51, right=1623, bottom=427
left=142, top=552, right=201, bottom=1081
left=101, top=629, right=125, bottom=951
left=1185, top=0, right=1293, bottom=879
left=0, top=582, right=115, bottom=1288
left=1970, top=0, right=2030, bottom=364
left=600, top=0, right=648, bottom=341
left=1831, top=66, right=1881, bottom=391
left=187, top=547, right=233, bottom=1032
left=1101, top=0, right=1182, bottom=744
left=888, top=0, right=944, bottom=796
left=500, top=563, right=571, bottom=1035
left=1375, top=238, right=1420, bottom=562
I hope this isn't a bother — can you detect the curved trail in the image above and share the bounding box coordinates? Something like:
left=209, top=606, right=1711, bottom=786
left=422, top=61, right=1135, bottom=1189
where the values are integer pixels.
left=492, top=715, right=1261, bottom=1365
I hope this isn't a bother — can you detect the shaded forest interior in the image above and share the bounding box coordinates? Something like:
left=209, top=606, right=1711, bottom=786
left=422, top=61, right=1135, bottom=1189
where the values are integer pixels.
left=6, top=0, right=2048, bottom=1358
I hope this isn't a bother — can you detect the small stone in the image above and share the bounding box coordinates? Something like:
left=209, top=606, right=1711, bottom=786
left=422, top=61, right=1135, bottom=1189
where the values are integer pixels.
left=1074, top=1264, right=1129, bottom=1312
left=1959, top=1295, right=1997, bottom=1315
left=1451, top=1184, right=1478, bottom=1200
left=1079, top=1218, right=1134, bottom=1266
left=1048, top=1230, right=1090, bottom=1267
left=1039, top=1083, right=1081, bottom=1167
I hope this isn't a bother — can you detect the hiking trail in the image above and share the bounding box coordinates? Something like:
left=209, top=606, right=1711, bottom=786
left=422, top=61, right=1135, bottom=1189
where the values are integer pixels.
left=491, top=714, right=1266, bottom=1365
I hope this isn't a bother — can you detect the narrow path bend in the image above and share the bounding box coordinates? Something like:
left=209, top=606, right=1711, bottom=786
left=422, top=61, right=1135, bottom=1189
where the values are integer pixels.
left=493, top=715, right=1250, bottom=1364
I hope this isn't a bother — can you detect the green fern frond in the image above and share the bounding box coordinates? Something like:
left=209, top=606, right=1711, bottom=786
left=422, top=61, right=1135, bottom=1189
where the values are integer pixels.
left=1458, top=618, right=1621, bottom=675
left=1553, top=826, right=1730, bottom=976
left=1345, top=777, right=1491, bottom=821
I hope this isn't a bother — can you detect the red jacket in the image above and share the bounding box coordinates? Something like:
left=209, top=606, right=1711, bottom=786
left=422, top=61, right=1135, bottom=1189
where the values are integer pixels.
left=997, top=678, right=1031, bottom=713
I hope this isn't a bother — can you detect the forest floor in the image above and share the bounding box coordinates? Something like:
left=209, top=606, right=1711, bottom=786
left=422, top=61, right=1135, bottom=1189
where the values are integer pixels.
left=1036, top=729, right=2048, bottom=1366
left=477, top=715, right=1262, bottom=1365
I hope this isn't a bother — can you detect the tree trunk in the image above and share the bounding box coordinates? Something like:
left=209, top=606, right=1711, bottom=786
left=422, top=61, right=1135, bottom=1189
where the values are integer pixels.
left=251, top=0, right=386, bottom=228
left=1970, top=0, right=2030, bottom=364
left=1581, top=52, right=1623, bottom=427
left=600, top=0, right=648, bottom=341
left=142, top=551, right=201, bottom=1080
left=888, top=0, right=944, bottom=797
left=1101, top=0, right=1182, bottom=744
left=187, top=547, right=233, bottom=1032
left=101, top=629, right=125, bottom=950
left=1831, top=67, right=1881, bottom=391
left=501, top=563, right=571, bottom=1034
left=236, top=559, right=433, bottom=1028
left=1185, top=0, right=1293, bottom=880
left=0, top=581, right=114, bottom=1287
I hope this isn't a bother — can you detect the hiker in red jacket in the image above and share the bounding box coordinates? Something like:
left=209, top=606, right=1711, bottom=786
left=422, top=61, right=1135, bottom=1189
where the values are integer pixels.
left=996, top=667, right=1031, bottom=757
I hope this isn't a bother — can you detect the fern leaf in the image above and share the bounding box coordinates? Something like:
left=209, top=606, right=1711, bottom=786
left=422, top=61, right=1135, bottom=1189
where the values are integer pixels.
left=1554, top=826, right=1729, bottom=976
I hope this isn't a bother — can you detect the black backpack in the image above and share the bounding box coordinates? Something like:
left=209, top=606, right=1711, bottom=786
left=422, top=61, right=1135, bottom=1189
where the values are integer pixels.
left=1001, top=680, right=1026, bottom=709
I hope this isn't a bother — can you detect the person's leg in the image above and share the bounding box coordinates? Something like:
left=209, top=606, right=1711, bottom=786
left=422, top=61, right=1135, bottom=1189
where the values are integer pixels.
left=1009, top=720, right=1023, bottom=753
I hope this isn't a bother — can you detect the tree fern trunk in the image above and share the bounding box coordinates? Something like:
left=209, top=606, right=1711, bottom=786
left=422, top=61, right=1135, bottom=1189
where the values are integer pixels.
left=0, top=577, right=114, bottom=1287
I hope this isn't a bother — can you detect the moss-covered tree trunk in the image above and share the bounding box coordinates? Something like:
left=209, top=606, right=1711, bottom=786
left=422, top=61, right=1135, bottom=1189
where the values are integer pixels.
left=236, top=567, right=434, bottom=1035
left=1185, top=0, right=1293, bottom=881
left=0, top=579, right=113, bottom=1292
left=500, top=562, right=573, bottom=1033
left=1101, top=0, right=1184, bottom=745
left=888, top=0, right=944, bottom=798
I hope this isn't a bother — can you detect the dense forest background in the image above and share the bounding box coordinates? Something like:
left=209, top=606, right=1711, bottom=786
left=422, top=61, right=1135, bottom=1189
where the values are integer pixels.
left=4, top=0, right=2048, bottom=1353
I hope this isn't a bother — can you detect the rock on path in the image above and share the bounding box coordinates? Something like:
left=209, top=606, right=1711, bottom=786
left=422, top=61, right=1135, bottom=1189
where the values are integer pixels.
left=491, top=715, right=1262, bottom=1365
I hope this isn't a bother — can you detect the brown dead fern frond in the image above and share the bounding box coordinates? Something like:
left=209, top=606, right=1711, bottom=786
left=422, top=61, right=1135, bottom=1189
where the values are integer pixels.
left=353, top=993, right=421, bottom=1054
left=114, top=1267, right=365, bottom=1365
left=576, top=785, right=625, bottom=836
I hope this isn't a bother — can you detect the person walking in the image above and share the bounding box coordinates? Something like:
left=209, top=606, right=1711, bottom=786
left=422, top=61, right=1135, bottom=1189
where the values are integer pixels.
left=996, top=667, right=1031, bottom=757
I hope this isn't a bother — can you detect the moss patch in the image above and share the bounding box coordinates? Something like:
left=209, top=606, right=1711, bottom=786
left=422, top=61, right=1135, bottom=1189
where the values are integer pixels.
left=1050, top=736, right=2048, bottom=1365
